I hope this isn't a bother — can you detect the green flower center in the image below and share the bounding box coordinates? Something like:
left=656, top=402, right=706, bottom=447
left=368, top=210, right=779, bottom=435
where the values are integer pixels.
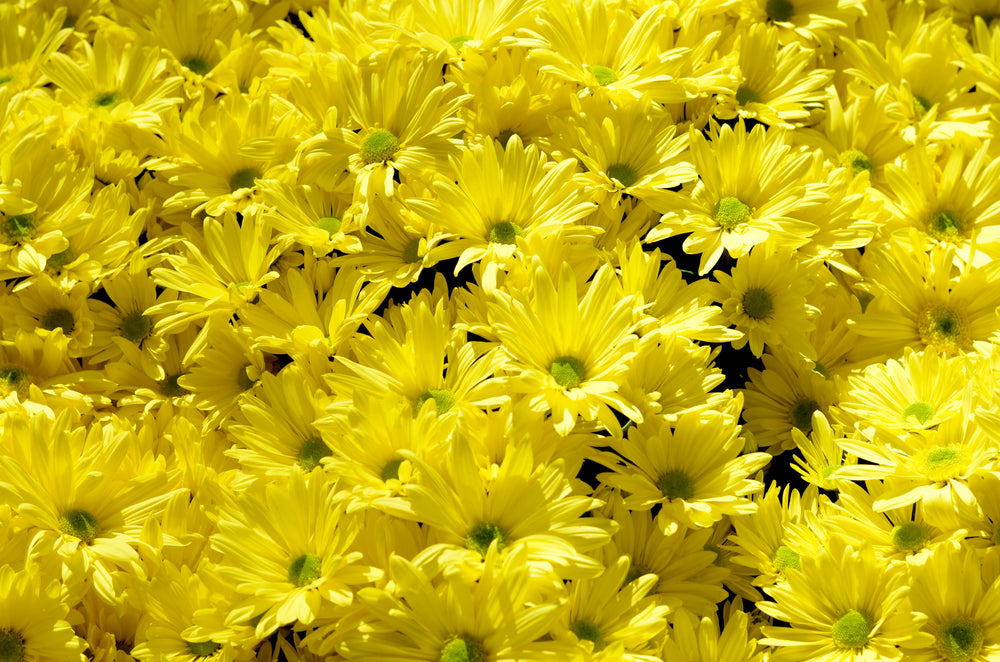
left=570, top=620, right=605, bottom=651
left=736, top=86, right=761, bottom=105
left=288, top=553, right=322, bottom=586
left=0, top=629, right=26, bottom=662
left=93, top=91, right=121, bottom=108
left=439, top=637, right=486, bottom=662
left=181, top=56, right=212, bottom=76
left=891, top=521, right=929, bottom=553
left=448, top=35, right=473, bottom=50
left=591, top=65, right=618, bottom=86
left=0, top=75, right=11, bottom=86
left=549, top=355, right=585, bottom=389
left=831, top=610, right=873, bottom=649
left=742, top=287, right=774, bottom=320
left=487, top=221, right=523, bottom=245
left=901, top=401, right=934, bottom=425
left=298, top=437, right=331, bottom=471
left=360, top=129, right=399, bottom=164
left=415, top=388, right=455, bottom=415
left=496, top=128, right=519, bottom=147
left=937, top=618, right=984, bottom=662
left=185, top=640, right=221, bottom=658
left=160, top=373, right=188, bottom=397
left=229, top=167, right=260, bottom=192
left=927, top=211, right=966, bottom=242
left=922, top=446, right=964, bottom=479
left=237, top=364, right=255, bottom=391
left=41, top=308, right=75, bottom=334
left=466, top=522, right=507, bottom=557
left=704, top=543, right=724, bottom=567
left=839, top=149, right=874, bottom=176
left=766, top=0, right=794, bottom=21
left=813, top=361, right=828, bottom=378
left=658, top=470, right=695, bottom=500
left=381, top=457, right=404, bottom=482
left=914, top=94, right=933, bottom=117
left=624, top=562, right=651, bottom=584
left=120, top=312, right=153, bottom=343
left=315, top=216, right=342, bottom=236
left=3, top=214, right=35, bottom=241
left=773, top=545, right=801, bottom=572
left=790, top=398, right=819, bottom=432
left=714, top=197, right=751, bottom=230
left=918, top=306, right=965, bottom=349
left=59, top=508, right=99, bottom=544
left=0, top=365, right=28, bottom=394
left=402, top=237, right=422, bottom=263
left=607, top=163, right=638, bottom=188
left=47, top=246, right=75, bottom=270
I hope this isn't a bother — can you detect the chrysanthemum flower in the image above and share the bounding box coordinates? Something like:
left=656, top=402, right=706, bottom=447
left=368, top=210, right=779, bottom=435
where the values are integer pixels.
left=644, top=120, right=826, bottom=275
left=0, top=410, right=180, bottom=604
left=329, top=294, right=509, bottom=424
left=300, top=46, right=470, bottom=199
left=130, top=561, right=255, bottom=662
left=849, top=237, right=1000, bottom=359
left=409, top=135, right=597, bottom=275
left=549, top=94, right=695, bottom=206
left=0, top=274, right=94, bottom=357
left=759, top=538, right=932, bottom=661
left=711, top=243, right=820, bottom=359
left=598, top=411, right=770, bottom=535
left=522, top=0, right=695, bottom=104
left=152, top=90, right=302, bottom=218
left=791, top=410, right=858, bottom=492
left=375, top=439, right=614, bottom=583
left=743, top=0, right=866, bottom=47
left=257, top=179, right=362, bottom=256
left=830, top=481, right=959, bottom=564
left=728, top=483, right=826, bottom=589
left=552, top=555, right=670, bottom=661
left=0, top=563, right=88, bottom=662
left=149, top=212, right=283, bottom=334
left=387, top=0, right=543, bottom=55
left=882, top=140, right=1000, bottom=262
left=742, top=350, right=838, bottom=454
left=907, top=541, right=1000, bottom=662
left=661, top=606, right=764, bottom=662
left=833, top=347, right=971, bottom=439
left=715, top=22, right=832, bottom=127
left=485, top=260, right=642, bottom=436
left=600, top=492, right=728, bottom=615
left=238, top=261, right=390, bottom=360
left=211, top=468, right=380, bottom=640
left=0, top=5, right=72, bottom=97
left=340, top=545, right=574, bottom=661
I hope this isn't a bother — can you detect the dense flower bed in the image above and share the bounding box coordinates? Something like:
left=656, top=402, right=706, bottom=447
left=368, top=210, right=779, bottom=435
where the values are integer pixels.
left=1, top=0, right=1000, bottom=661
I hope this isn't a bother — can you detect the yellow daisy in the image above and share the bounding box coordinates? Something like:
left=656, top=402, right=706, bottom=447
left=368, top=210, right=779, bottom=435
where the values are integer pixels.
left=661, top=605, right=765, bottom=662
left=210, top=468, right=380, bottom=640
left=597, top=410, right=771, bottom=535
left=744, top=0, right=867, bottom=46
left=0, top=563, right=88, bottom=662
left=299, top=46, right=470, bottom=200
left=711, top=243, right=821, bottom=359
left=644, top=120, right=826, bottom=275
left=849, top=236, right=1000, bottom=359
left=485, top=260, right=642, bottom=436
left=759, top=538, right=932, bottom=661
left=715, top=22, right=832, bottom=127
left=409, top=136, right=597, bottom=275
left=0, top=4, right=72, bottom=97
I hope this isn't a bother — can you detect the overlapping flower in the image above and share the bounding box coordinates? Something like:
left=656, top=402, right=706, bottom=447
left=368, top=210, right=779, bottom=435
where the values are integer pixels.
left=1, top=1, right=1000, bottom=661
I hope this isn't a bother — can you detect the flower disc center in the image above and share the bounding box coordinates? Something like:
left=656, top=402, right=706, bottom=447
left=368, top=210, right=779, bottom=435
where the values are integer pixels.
left=361, top=129, right=399, bottom=165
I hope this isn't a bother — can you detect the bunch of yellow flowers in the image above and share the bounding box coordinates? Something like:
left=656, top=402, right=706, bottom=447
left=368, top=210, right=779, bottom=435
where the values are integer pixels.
left=2, top=0, right=1000, bottom=661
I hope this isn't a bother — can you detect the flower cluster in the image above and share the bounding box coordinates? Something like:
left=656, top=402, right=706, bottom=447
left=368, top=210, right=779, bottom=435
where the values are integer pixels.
left=1, top=1, right=1000, bottom=661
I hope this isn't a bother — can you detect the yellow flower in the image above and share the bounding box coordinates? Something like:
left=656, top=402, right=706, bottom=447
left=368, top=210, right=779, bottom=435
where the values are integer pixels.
left=211, top=468, right=380, bottom=640
left=598, top=411, right=770, bottom=535
left=644, top=120, right=825, bottom=275
left=0, top=563, right=88, bottom=662
left=759, top=538, right=932, bottom=661
left=711, top=243, right=820, bottom=359
left=485, top=260, right=642, bottom=436
left=661, top=605, right=764, bottom=662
